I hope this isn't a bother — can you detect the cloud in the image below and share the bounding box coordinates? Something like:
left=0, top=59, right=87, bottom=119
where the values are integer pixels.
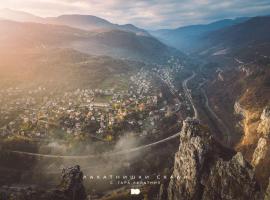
left=1, top=0, right=270, bottom=29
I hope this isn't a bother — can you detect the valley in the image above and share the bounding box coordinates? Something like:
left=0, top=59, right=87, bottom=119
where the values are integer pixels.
left=0, top=7, right=269, bottom=200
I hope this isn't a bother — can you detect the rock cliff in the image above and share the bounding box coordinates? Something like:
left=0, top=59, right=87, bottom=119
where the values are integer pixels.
left=257, top=106, right=270, bottom=137
left=164, top=118, right=263, bottom=200
left=234, top=103, right=270, bottom=188
left=252, top=106, right=270, bottom=188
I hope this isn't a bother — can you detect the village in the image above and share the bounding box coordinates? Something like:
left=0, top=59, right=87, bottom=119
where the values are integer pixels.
left=0, top=66, right=184, bottom=143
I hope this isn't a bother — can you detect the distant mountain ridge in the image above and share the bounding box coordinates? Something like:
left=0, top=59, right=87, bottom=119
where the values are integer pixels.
left=205, top=16, right=270, bottom=47
left=196, top=16, right=270, bottom=58
left=150, top=17, right=250, bottom=53
left=0, top=8, right=150, bottom=36
left=47, top=15, right=150, bottom=36
left=0, top=20, right=181, bottom=63
left=0, top=8, right=44, bottom=22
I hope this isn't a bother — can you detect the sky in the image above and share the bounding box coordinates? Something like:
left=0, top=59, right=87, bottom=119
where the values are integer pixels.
left=1, top=0, right=270, bottom=29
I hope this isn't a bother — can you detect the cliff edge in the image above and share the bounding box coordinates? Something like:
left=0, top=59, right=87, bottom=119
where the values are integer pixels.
left=164, top=118, right=263, bottom=200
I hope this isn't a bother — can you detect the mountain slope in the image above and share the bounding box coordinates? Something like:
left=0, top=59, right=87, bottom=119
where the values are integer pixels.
left=47, top=15, right=150, bottom=36
left=47, top=14, right=114, bottom=30
left=195, top=16, right=270, bottom=189
left=0, top=8, right=44, bottom=23
left=70, top=29, right=180, bottom=63
left=199, top=16, right=270, bottom=57
left=151, top=17, right=249, bottom=53
left=0, top=20, right=180, bottom=63
left=0, top=9, right=149, bottom=36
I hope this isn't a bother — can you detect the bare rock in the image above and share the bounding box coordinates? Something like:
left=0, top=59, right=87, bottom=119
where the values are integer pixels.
left=166, top=118, right=263, bottom=200
left=203, top=152, right=261, bottom=200
left=252, top=106, right=270, bottom=188
left=234, top=101, right=246, bottom=119
left=252, top=137, right=269, bottom=167
left=59, top=165, right=87, bottom=200
left=257, top=106, right=270, bottom=137
left=167, top=118, right=213, bottom=200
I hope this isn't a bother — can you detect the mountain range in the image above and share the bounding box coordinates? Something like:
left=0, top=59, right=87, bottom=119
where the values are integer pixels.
left=198, top=16, right=270, bottom=58
left=152, top=16, right=270, bottom=63
left=0, top=9, right=184, bottom=63
left=150, top=17, right=250, bottom=53
left=0, top=20, right=180, bottom=63
left=0, top=8, right=150, bottom=36
left=2, top=8, right=270, bottom=62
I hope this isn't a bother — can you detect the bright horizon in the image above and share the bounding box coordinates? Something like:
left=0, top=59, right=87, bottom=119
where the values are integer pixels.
left=1, top=0, right=270, bottom=29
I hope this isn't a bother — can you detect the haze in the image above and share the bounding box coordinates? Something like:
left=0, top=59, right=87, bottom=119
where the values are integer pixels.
left=1, top=0, right=270, bottom=29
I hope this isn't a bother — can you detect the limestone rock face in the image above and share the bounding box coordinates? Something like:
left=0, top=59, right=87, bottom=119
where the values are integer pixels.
left=252, top=106, right=270, bottom=188
left=257, top=106, right=270, bottom=137
left=167, top=119, right=214, bottom=200
left=252, top=137, right=269, bottom=166
left=203, top=153, right=261, bottom=200
left=234, top=101, right=246, bottom=118
left=167, top=118, right=263, bottom=200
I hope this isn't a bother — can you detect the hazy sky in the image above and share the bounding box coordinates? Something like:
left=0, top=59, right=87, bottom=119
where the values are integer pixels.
left=1, top=0, right=270, bottom=29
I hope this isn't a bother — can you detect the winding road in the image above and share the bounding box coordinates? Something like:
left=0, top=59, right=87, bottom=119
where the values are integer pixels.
left=182, top=72, right=198, bottom=119
left=8, top=132, right=181, bottom=160
left=201, top=88, right=231, bottom=145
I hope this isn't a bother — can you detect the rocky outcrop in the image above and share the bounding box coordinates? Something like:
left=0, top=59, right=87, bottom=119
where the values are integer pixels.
left=252, top=106, right=270, bottom=188
left=238, top=65, right=252, bottom=77
left=0, top=165, right=87, bottom=200
left=257, top=106, right=270, bottom=137
left=234, top=100, right=262, bottom=161
left=232, top=103, right=270, bottom=189
left=166, top=118, right=263, bottom=200
left=252, top=137, right=269, bottom=167
left=60, top=165, right=87, bottom=200
left=234, top=101, right=246, bottom=119
left=167, top=119, right=217, bottom=200
left=202, top=152, right=261, bottom=200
